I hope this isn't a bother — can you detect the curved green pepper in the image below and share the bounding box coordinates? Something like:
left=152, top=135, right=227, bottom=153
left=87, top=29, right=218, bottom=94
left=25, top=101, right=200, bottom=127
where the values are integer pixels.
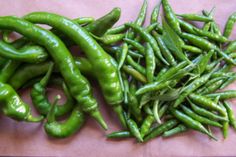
left=31, top=63, right=74, bottom=117
left=0, top=16, right=106, bottom=130
left=0, top=41, right=48, bottom=63
left=24, top=12, right=125, bottom=128
left=44, top=97, right=85, bottom=138
left=0, top=82, right=43, bottom=122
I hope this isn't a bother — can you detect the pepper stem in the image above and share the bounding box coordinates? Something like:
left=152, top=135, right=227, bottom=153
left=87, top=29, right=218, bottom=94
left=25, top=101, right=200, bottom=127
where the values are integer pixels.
left=40, top=63, right=54, bottom=87
left=26, top=114, right=44, bottom=122
left=46, top=95, right=61, bottom=123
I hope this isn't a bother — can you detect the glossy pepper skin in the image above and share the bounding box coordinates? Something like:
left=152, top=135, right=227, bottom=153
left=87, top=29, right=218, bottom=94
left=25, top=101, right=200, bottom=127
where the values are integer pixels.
left=44, top=100, right=85, bottom=138
left=106, top=131, right=131, bottom=139
left=124, top=23, right=169, bottom=65
left=9, top=57, right=93, bottom=90
left=0, top=82, right=43, bottom=122
left=84, top=7, right=121, bottom=37
left=0, top=60, right=20, bottom=83
left=24, top=12, right=125, bottom=128
left=31, top=63, right=74, bottom=117
left=0, top=16, right=106, bottom=129
left=162, top=0, right=181, bottom=34
left=170, top=107, right=217, bottom=140
left=0, top=41, right=48, bottom=63
left=0, top=39, right=34, bottom=83
left=223, top=12, right=236, bottom=38
left=143, top=119, right=178, bottom=142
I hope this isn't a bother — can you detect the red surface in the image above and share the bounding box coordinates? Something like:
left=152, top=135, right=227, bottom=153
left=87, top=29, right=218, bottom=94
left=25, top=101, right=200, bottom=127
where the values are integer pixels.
left=0, top=0, right=236, bottom=156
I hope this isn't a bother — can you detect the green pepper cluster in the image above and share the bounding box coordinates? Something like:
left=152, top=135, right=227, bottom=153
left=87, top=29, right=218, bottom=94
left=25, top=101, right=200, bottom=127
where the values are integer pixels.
left=0, top=0, right=236, bottom=141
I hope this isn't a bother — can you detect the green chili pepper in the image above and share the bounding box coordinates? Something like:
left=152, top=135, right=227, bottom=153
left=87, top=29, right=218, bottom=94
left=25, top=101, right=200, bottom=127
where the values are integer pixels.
left=124, top=112, right=143, bottom=142
left=126, top=0, right=147, bottom=39
left=188, top=99, right=227, bottom=122
left=219, top=103, right=229, bottom=138
left=153, top=31, right=177, bottom=66
left=159, top=104, right=169, bottom=118
left=139, top=63, right=195, bottom=95
left=153, top=99, right=162, bottom=124
left=91, top=33, right=125, bottom=45
left=150, top=1, right=161, bottom=24
left=118, top=43, right=129, bottom=69
left=182, top=45, right=202, bottom=54
left=223, top=12, right=236, bottom=38
left=178, top=19, right=196, bottom=34
left=9, top=57, right=93, bottom=90
left=125, top=23, right=169, bottom=65
left=140, top=115, right=155, bottom=138
left=106, top=24, right=126, bottom=35
left=174, top=69, right=216, bottom=108
left=180, top=32, right=216, bottom=50
left=155, top=67, right=168, bottom=81
left=136, top=80, right=173, bottom=96
left=177, top=13, right=213, bottom=22
left=0, top=39, right=35, bottom=83
left=123, top=65, right=147, bottom=83
left=0, top=60, right=20, bottom=83
left=145, top=43, right=156, bottom=82
left=44, top=97, right=85, bottom=138
left=144, top=105, right=154, bottom=116
left=220, top=75, right=236, bottom=89
left=123, top=38, right=145, bottom=55
left=225, top=40, right=236, bottom=54
left=223, top=101, right=236, bottom=130
left=127, top=80, right=142, bottom=122
left=84, top=7, right=121, bottom=37
left=193, top=27, right=228, bottom=43
left=162, top=0, right=181, bottom=34
left=189, top=93, right=226, bottom=116
left=146, top=22, right=163, bottom=34
left=31, top=64, right=74, bottom=117
left=206, top=90, right=236, bottom=100
left=106, top=131, right=131, bottom=139
left=181, top=32, right=235, bottom=64
left=181, top=105, right=222, bottom=127
left=128, top=50, right=144, bottom=58
left=0, top=41, right=48, bottom=63
left=216, top=49, right=236, bottom=65
left=25, top=12, right=126, bottom=128
left=200, top=79, right=224, bottom=94
left=143, top=119, right=178, bottom=142
left=157, top=61, right=189, bottom=81
left=126, top=55, right=146, bottom=75
left=202, top=22, right=211, bottom=32
left=205, top=60, right=219, bottom=72
left=193, top=49, right=214, bottom=75
left=170, top=107, right=217, bottom=140
left=73, top=17, right=95, bottom=25
left=0, top=82, right=43, bottom=122
left=211, top=71, right=235, bottom=79
left=1, top=16, right=106, bottom=129
left=163, top=124, right=187, bottom=137
left=135, top=0, right=147, bottom=26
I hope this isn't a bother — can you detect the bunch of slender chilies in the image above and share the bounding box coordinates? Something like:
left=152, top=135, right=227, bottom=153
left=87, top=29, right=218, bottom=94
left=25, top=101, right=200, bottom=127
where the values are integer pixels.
left=0, top=0, right=236, bottom=142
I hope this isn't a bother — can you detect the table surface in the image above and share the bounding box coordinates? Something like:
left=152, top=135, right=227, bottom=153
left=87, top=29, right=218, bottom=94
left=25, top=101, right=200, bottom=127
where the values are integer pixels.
left=0, top=0, right=236, bottom=156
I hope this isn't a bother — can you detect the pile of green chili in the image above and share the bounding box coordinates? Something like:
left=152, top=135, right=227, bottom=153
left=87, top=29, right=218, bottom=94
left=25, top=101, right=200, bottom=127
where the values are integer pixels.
left=0, top=0, right=236, bottom=142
